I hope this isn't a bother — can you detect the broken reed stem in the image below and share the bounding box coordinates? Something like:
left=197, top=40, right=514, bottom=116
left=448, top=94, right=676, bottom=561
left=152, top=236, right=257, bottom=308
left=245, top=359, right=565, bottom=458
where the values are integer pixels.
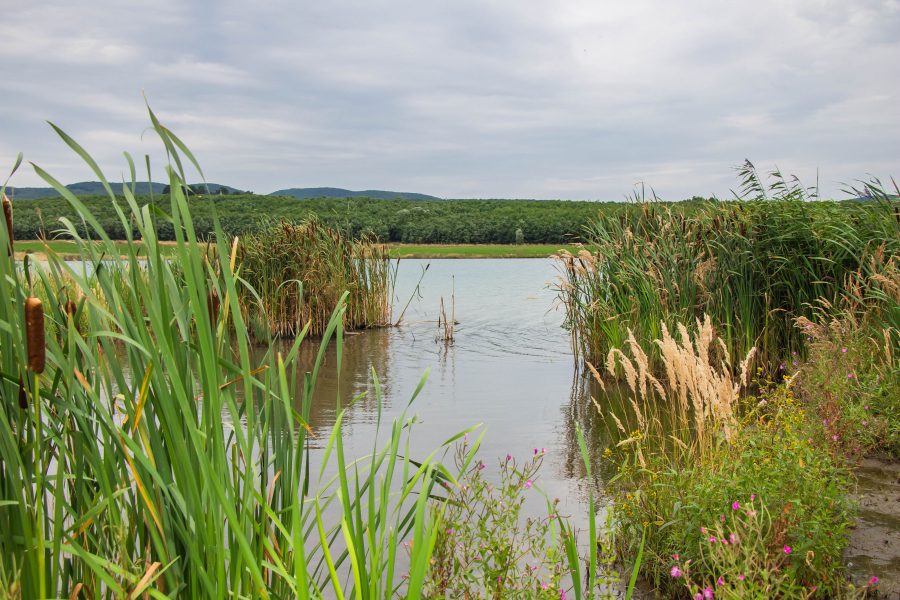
left=25, top=297, right=46, bottom=374
left=2, top=193, right=12, bottom=256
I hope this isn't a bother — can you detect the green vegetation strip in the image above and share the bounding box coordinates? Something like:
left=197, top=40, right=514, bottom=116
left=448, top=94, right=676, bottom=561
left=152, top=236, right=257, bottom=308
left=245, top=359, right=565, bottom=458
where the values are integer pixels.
left=15, top=240, right=575, bottom=259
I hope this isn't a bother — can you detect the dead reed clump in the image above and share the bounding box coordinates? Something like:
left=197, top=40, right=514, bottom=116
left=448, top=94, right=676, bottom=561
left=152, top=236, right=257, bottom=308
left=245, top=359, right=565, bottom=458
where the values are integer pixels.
left=238, top=218, right=392, bottom=338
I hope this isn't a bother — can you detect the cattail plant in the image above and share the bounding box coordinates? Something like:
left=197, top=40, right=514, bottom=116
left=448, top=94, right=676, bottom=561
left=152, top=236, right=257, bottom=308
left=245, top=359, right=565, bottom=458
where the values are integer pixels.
left=24, top=296, right=45, bottom=373
left=2, top=193, right=11, bottom=255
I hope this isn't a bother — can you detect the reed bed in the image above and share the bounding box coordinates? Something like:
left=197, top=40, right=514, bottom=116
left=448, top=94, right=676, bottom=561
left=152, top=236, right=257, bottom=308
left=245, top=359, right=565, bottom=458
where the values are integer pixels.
left=0, top=117, right=459, bottom=599
left=555, top=169, right=900, bottom=375
left=0, top=113, right=620, bottom=599
left=238, top=219, right=392, bottom=338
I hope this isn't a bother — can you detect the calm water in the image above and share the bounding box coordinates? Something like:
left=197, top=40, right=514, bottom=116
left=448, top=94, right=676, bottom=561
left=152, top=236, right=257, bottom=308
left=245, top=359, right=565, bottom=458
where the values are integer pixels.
left=294, top=258, right=605, bottom=522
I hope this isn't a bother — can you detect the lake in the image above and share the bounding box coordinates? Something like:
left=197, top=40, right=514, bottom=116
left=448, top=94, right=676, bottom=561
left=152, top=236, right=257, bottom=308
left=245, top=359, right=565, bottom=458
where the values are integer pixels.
left=292, top=258, right=606, bottom=526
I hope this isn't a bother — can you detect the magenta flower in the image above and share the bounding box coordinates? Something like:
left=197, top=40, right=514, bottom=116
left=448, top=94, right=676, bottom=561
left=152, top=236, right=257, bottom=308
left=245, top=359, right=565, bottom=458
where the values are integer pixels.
left=559, top=589, right=567, bottom=600
left=732, top=500, right=740, bottom=510
left=869, top=576, right=878, bottom=585
left=719, top=514, right=725, bottom=523
left=505, top=453, right=512, bottom=461
left=709, top=536, right=717, bottom=543
left=671, top=565, right=683, bottom=578
left=737, top=574, right=745, bottom=581
left=750, top=493, right=756, bottom=502
left=716, top=576, right=725, bottom=586
left=672, top=554, right=680, bottom=561
left=841, top=347, right=848, bottom=353
left=703, top=586, right=714, bottom=598
left=729, top=533, right=738, bottom=544
left=700, top=527, right=707, bottom=534
left=783, top=545, right=792, bottom=554
left=847, top=373, right=855, bottom=379
left=524, top=479, right=533, bottom=489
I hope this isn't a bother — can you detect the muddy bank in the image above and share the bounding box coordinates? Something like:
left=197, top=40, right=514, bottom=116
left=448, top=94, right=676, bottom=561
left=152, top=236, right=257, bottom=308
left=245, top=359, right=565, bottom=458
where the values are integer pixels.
left=845, top=457, right=900, bottom=597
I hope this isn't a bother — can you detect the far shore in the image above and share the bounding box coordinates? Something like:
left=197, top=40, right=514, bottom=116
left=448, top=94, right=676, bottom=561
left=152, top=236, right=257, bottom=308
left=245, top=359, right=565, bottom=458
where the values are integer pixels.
left=13, top=240, right=579, bottom=260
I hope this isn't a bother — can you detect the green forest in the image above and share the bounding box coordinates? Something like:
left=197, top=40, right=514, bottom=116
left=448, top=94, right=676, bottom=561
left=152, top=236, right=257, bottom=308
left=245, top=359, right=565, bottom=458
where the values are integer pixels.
left=9, top=194, right=624, bottom=243
left=9, top=192, right=864, bottom=245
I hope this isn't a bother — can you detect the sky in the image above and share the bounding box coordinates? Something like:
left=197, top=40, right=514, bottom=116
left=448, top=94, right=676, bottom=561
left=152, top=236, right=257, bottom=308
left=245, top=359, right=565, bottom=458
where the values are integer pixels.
left=1, top=0, right=898, bottom=200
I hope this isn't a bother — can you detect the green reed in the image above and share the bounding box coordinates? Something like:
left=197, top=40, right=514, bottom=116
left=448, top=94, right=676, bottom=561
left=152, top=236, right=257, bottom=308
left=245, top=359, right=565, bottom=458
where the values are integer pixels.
left=556, top=171, right=899, bottom=374
left=238, top=219, right=392, bottom=338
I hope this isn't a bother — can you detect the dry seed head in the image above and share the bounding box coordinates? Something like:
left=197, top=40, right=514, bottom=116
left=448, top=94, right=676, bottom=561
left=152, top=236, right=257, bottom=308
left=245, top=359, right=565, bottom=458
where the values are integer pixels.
left=207, top=289, right=221, bottom=325
left=25, top=297, right=46, bottom=373
left=2, top=193, right=12, bottom=255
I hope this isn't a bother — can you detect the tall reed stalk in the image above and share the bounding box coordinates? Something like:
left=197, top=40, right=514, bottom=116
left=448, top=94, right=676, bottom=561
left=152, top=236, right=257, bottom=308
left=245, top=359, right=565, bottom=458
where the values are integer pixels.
left=556, top=171, right=899, bottom=375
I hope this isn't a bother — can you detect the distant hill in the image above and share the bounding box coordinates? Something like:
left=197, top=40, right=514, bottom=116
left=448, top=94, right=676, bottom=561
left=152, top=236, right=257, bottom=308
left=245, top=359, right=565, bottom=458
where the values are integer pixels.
left=5, top=181, right=440, bottom=201
left=269, top=187, right=441, bottom=201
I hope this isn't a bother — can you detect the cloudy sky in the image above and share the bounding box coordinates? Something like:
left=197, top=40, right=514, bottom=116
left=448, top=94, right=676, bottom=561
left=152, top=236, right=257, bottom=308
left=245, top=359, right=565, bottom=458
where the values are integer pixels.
left=1, top=0, right=898, bottom=199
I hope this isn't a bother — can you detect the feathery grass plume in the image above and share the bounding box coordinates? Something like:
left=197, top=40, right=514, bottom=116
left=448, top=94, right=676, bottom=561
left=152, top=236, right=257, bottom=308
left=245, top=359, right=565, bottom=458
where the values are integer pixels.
left=24, top=297, right=45, bottom=373
left=2, top=194, right=11, bottom=255
left=602, top=316, right=755, bottom=457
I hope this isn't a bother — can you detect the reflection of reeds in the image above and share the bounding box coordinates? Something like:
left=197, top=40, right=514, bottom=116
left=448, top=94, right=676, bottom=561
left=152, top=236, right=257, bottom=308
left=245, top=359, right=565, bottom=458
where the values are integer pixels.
left=238, top=218, right=392, bottom=337
left=555, top=177, right=899, bottom=375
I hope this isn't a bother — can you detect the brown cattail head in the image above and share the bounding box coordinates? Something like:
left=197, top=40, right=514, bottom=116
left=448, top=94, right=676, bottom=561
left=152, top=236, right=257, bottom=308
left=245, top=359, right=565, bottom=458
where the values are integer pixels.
left=2, top=193, right=12, bottom=256
left=25, top=297, right=46, bottom=374
left=18, top=378, right=27, bottom=409
left=206, top=289, right=220, bottom=326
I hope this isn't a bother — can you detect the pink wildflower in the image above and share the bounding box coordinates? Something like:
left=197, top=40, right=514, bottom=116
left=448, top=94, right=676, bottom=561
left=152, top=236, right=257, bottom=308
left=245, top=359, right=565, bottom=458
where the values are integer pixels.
left=750, top=493, right=756, bottom=502
left=732, top=500, right=740, bottom=510
left=869, top=576, right=878, bottom=585
left=716, top=576, right=725, bottom=586
left=729, top=533, right=738, bottom=544
left=737, top=574, right=745, bottom=581
left=841, top=347, right=848, bottom=353
left=709, top=536, right=717, bottom=543
left=783, top=545, right=792, bottom=554
left=524, top=479, right=533, bottom=489
left=560, top=589, right=567, bottom=600
left=671, top=565, right=683, bottom=578
left=505, top=453, right=512, bottom=461
left=703, top=586, right=714, bottom=598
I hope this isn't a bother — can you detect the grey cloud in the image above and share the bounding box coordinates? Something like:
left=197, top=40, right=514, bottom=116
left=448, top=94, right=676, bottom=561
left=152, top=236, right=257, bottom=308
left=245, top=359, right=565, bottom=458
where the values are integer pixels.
left=1, top=0, right=897, bottom=199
